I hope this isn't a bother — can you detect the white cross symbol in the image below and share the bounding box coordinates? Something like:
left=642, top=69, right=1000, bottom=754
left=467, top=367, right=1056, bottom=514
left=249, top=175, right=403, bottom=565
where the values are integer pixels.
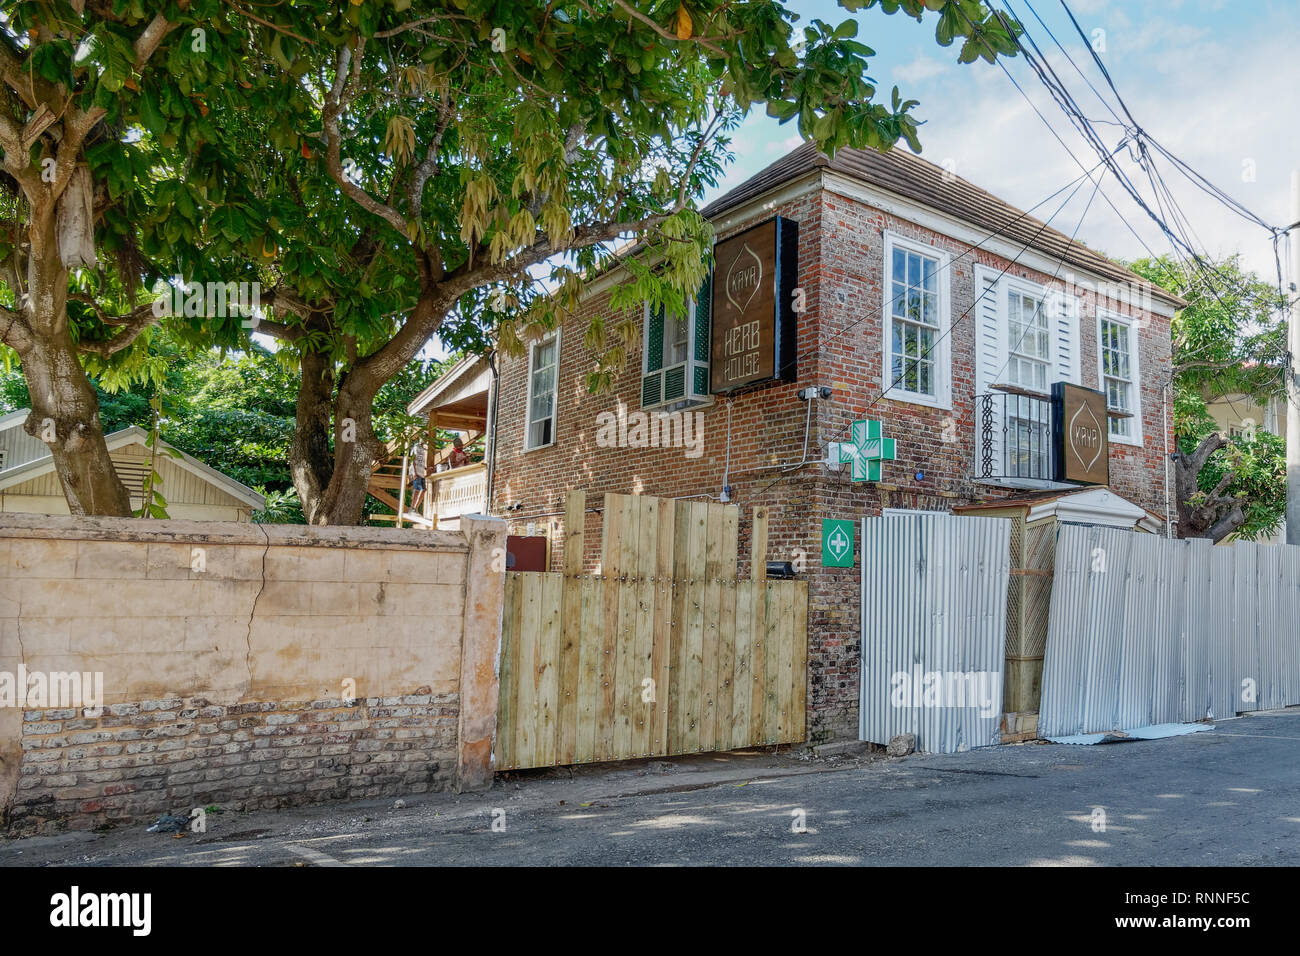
left=828, top=526, right=849, bottom=560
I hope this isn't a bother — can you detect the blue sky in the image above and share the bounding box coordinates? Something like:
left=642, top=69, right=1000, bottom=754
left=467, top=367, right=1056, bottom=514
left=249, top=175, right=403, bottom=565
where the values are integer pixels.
left=708, top=0, right=1299, bottom=282
left=424, top=1, right=1298, bottom=360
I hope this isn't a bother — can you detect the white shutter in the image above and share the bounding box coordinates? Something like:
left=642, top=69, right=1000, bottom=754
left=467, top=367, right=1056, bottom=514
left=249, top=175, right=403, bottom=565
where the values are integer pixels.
left=1048, top=289, right=1081, bottom=384
left=973, top=266, right=1004, bottom=480
left=973, top=266, right=1002, bottom=396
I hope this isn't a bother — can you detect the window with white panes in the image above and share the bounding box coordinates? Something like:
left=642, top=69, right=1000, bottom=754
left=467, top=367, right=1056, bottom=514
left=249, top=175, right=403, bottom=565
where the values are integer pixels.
left=1006, top=290, right=1050, bottom=393
left=888, top=244, right=942, bottom=399
left=664, top=307, right=689, bottom=366
left=525, top=335, right=559, bottom=449
left=1100, top=315, right=1137, bottom=440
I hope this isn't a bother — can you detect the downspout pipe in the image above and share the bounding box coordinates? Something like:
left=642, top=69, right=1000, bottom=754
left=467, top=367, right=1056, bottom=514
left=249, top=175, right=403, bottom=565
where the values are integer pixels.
left=485, top=348, right=500, bottom=515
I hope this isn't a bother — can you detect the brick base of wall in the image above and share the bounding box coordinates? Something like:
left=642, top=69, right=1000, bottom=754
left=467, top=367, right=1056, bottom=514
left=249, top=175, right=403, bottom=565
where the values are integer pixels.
left=7, top=691, right=457, bottom=835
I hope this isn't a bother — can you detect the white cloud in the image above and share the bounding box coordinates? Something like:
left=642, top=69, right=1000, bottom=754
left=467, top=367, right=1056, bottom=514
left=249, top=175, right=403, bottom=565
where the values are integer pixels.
left=893, top=54, right=947, bottom=84
left=892, top=31, right=1298, bottom=280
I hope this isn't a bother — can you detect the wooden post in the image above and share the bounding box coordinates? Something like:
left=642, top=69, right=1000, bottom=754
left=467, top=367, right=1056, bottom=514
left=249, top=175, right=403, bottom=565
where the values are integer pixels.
left=751, top=506, right=768, bottom=583
left=425, top=412, right=438, bottom=523
left=563, top=489, right=585, bottom=575
left=396, top=452, right=408, bottom=530
left=557, top=490, right=585, bottom=763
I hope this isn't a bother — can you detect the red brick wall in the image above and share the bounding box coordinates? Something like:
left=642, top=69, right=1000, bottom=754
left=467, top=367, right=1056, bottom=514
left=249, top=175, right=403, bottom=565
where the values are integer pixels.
left=489, top=180, right=1174, bottom=743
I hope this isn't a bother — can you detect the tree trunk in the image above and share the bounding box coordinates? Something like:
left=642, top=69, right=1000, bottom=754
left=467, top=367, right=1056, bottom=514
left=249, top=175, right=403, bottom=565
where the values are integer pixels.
left=13, top=204, right=131, bottom=516
left=1173, top=431, right=1245, bottom=543
left=288, top=347, right=386, bottom=526
left=289, top=346, right=337, bottom=524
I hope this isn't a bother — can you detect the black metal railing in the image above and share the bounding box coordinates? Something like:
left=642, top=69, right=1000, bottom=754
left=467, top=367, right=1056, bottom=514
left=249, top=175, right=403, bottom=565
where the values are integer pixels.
left=977, top=390, right=1055, bottom=481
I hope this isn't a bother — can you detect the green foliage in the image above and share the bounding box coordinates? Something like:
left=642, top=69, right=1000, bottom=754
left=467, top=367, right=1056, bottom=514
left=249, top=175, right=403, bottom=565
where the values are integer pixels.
left=3, top=1, right=1021, bottom=520
left=133, top=395, right=176, bottom=520
left=1130, top=255, right=1288, bottom=540
left=1128, top=255, right=1287, bottom=399
left=252, top=486, right=305, bottom=525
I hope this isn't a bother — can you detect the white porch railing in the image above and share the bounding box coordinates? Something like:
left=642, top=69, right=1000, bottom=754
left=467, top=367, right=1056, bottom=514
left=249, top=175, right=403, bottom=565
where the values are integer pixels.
left=427, top=461, right=488, bottom=527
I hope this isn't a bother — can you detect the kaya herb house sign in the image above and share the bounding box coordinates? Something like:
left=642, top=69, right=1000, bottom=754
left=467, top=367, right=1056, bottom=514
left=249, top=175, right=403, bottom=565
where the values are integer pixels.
left=710, top=217, right=799, bottom=393
left=1052, top=382, right=1110, bottom=485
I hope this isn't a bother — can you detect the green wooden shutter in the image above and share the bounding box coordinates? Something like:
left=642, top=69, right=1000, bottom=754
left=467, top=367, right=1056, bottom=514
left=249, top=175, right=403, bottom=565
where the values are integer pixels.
left=693, top=272, right=711, bottom=362
left=663, top=364, right=687, bottom=402
left=641, top=303, right=665, bottom=407
left=692, top=271, right=712, bottom=397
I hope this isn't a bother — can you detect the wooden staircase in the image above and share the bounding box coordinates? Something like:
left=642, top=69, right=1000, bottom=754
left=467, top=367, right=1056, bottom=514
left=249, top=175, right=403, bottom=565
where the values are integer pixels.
left=365, top=429, right=487, bottom=529
left=366, top=438, right=433, bottom=528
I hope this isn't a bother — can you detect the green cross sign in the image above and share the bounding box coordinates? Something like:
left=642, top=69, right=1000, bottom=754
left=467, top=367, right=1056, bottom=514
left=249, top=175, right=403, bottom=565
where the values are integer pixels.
left=839, top=419, right=896, bottom=482
left=822, top=519, right=854, bottom=568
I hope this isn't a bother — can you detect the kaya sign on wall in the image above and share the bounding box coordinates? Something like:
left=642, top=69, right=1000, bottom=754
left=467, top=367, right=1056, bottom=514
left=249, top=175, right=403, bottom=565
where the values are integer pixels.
left=710, top=216, right=798, bottom=393
left=1052, top=382, right=1109, bottom=484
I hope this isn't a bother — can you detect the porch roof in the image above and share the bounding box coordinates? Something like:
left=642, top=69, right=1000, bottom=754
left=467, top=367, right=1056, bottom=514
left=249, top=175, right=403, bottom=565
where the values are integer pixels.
left=954, top=486, right=1164, bottom=532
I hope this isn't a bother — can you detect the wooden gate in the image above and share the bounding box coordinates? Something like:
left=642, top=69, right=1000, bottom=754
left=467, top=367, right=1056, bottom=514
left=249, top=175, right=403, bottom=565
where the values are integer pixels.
left=494, top=491, right=807, bottom=770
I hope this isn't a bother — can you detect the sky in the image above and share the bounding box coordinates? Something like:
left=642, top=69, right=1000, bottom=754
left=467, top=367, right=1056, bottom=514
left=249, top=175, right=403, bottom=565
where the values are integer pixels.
left=707, top=0, right=1300, bottom=283
left=424, top=0, right=1299, bottom=359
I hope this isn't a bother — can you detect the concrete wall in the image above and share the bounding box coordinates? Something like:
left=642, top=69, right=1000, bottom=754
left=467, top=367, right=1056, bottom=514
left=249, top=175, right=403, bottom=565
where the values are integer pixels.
left=0, top=513, right=505, bottom=834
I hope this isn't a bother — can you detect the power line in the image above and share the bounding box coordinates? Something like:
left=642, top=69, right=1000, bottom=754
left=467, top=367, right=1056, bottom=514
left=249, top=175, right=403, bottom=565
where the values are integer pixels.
left=982, top=2, right=1277, bottom=328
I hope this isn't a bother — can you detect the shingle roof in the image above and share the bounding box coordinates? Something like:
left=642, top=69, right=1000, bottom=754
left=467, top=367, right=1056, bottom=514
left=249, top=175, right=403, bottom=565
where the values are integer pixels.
left=701, top=140, right=1185, bottom=309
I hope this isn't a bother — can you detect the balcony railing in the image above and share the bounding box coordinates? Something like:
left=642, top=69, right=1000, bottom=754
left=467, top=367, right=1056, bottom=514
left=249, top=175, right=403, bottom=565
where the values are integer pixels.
left=976, top=389, right=1055, bottom=482
left=427, top=461, right=488, bottom=527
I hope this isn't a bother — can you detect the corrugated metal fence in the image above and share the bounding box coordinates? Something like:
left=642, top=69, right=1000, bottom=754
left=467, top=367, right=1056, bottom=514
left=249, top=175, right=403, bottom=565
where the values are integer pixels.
left=1039, top=524, right=1300, bottom=738
left=860, top=513, right=1011, bottom=753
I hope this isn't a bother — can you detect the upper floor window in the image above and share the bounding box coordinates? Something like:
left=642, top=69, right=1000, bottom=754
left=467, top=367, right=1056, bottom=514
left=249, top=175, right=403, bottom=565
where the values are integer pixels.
left=641, top=274, right=712, bottom=411
left=525, top=332, right=560, bottom=450
left=1007, top=290, right=1050, bottom=393
left=1098, top=313, right=1141, bottom=444
left=883, top=233, right=950, bottom=408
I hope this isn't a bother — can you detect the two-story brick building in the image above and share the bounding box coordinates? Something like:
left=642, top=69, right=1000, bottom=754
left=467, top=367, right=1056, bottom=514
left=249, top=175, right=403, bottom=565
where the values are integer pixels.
left=410, top=140, right=1184, bottom=743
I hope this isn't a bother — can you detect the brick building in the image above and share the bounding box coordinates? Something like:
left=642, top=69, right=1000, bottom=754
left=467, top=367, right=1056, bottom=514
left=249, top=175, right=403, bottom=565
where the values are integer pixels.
left=412, top=141, right=1184, bottom=743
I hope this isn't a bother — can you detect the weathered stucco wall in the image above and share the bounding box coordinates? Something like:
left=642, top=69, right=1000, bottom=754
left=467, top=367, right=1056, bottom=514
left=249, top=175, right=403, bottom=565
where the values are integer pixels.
left=0, top=514, right=505, bottom=834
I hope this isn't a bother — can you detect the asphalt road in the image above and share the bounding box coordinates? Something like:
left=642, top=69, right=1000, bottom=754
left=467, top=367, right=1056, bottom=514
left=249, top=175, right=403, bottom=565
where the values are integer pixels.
left=5, top=709, right=1298, bottom=866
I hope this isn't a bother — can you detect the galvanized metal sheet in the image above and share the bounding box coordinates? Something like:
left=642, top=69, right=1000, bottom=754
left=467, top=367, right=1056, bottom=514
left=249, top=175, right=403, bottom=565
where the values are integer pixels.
left=1039, top=525, right=1300, bottom=738
left=860, top=512, right=1011, bottom=754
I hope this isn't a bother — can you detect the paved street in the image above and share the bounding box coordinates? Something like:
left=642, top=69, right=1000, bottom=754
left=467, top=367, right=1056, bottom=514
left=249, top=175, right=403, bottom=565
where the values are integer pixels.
left=4, top=709, right=1298, bottom=867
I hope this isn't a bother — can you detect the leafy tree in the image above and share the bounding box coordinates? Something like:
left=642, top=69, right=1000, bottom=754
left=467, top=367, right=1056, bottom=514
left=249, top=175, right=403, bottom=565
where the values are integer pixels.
left=0, top=336, right=444, bottom=523
left=2, top=1, right=1020, bottom=523
left=1128, top=255, right=1287, bottom=541
left=0, top=1, right=289, bottom=515
left=173, top=0, right=1021, bottom=524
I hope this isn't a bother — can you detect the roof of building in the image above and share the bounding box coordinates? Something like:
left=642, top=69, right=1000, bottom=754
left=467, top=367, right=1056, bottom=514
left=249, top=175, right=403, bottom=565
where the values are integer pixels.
left=0, top=411, right=266, bottom=510
left=407, top=354, right=491, bottom=417
left=701, top=140, right=1186, bottom=310
left=953, top=486, right=1164, bottom=530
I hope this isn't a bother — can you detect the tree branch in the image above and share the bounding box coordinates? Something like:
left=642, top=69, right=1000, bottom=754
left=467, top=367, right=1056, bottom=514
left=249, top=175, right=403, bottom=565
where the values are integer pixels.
left=75, top=303, right=156, bottom=357
left=321, top=42, right=415, bottom=248
left=0, top=300, right=33, bottom=352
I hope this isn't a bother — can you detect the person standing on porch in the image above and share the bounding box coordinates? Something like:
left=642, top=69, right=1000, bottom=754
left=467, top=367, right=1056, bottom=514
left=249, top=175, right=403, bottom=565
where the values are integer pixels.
left=447, top=435, right=470, bottom=470
left=408, top=441, right=428, bottom=510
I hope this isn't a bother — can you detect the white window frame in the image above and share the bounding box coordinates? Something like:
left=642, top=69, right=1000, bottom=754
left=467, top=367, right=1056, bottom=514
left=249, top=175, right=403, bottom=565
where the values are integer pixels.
left=640, top=298, right=713, bottom=412
left=1000, top=274, right=1052, bottom=393
left=881, top=232, right=952, bottom=410
left=1096, top=310, right=1143, bottom=446
left=523, top=329, right=561, bottom=451
left=641, top=298, right=697, bottom=377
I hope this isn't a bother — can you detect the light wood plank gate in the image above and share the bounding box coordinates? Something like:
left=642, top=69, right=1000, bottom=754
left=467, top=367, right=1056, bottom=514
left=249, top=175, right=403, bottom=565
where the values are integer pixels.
left=495, top=491, right=808, bottom=770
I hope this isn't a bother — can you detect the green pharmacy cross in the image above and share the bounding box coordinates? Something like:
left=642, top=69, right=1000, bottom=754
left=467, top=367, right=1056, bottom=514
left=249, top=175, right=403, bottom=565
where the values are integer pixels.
left=840, top=419, right=896, bottom=482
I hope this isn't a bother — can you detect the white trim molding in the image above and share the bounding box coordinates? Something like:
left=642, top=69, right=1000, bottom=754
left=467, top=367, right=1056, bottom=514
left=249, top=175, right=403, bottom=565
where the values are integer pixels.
left=523, top=329, right=561, bottom=452
left=881, top=230, right=953, bottom=411
left=823, top=169, right=1180, bottom=319
left=1096, top=309, right=1144, bottom=447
